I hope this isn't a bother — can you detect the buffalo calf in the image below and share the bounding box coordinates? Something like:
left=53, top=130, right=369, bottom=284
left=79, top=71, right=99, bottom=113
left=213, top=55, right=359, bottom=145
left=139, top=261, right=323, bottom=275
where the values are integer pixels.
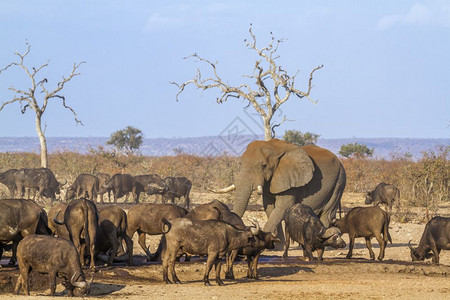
left=365, top=182, right=400, bottom=214
left=334, top=206, right=392, bottom=260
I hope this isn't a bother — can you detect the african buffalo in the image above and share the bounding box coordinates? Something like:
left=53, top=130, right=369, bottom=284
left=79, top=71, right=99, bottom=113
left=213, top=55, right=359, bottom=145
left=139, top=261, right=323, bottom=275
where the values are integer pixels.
left=283, top=203, right=346, bottom=261
left=132, top=174, right=165, bottom=202
left=148, top=177, right=191, bottom=209
left=0, top=168, right=18, bottom=197
left=96, top=205, right=133, bottom=265
left=96, top=172, right=111, bottom=203
left=13, top=168, right=66, bottom=202
left=66, top=174, right=99, bottom=201
left=409, top=216, right=450, bottom=264
left=365, top=182, right=400, bottom=214
left=54, top=199, right=98, bottom=268
left=127, top=203, right=188, bottom=261
left=186, top=199, right=279, bottom=279
left=99, top=173, right=135, bottom=203
left=14, top=235, right=91, bottom=297
left=0, top=199, right=51, bottom=265
left=161, top=217, right=259, bottom=286
left=334, top=206, right=392, bottom=260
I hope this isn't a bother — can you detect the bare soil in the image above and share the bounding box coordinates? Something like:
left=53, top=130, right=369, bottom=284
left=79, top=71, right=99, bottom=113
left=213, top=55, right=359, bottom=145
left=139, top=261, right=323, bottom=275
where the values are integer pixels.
left=1, top=192, right=449, bottom=299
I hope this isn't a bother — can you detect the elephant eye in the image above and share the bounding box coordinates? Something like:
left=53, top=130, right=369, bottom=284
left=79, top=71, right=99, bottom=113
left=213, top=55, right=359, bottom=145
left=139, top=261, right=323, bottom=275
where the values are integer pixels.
left=261, top=162, right=267, bottom=168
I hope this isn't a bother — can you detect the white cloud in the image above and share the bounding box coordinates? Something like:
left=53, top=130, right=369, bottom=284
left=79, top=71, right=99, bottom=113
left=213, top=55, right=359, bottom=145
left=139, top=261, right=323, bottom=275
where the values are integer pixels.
left=143, top=2, right=237, bottom=32
left=377, top=1, right=450, bottom=30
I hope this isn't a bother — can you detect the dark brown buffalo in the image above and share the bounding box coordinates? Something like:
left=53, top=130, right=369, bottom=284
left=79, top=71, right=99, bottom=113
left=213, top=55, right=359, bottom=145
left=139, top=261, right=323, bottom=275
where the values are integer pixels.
left=47, top=202, right=69, bottom=239
left=96, top=172, right=111, bottom=203
left=54, top=199, right=98, bottom=268
left=161, top=217, right=259, bottom=286
left=409, top=216, right=450, bottom=264
left=99, top=173, right=135, bottom=203
left=186, top=199, right=280, bottom=279
left=334, top=206, right=392, bottom=260
left=0, top=199, right=51, bottom=265
left=14, top=235, right=91, bottom=297
left=96, top=205, right=133, bottom=265
left=132, top=174, right=165, bottom=202
left=13, top=168, right=66, bottom=202
left=66, top=174, right=99, bottom=201
left=148, top=177, right=191, bottom=209
left=365, top=182, right=400, bottom=214
left=0, top=168, right=18, bottom=197
left=283, top=203, right=346, bottom=261
left=127, top=203, right=188, bottom=261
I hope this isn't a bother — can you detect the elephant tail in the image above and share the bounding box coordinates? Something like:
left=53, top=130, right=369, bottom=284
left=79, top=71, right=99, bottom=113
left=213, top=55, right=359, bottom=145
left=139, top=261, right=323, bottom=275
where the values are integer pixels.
left=327, top=163, right=346, bottom=226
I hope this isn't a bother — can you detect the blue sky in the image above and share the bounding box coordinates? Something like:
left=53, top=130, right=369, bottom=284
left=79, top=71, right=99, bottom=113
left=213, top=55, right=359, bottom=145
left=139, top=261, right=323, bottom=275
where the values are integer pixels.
left=0, top=0, right=449, bottom=139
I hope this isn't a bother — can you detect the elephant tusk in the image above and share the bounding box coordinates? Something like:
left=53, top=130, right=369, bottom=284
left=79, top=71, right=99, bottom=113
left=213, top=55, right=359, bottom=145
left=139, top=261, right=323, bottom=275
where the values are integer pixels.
left=256, top=185, right=263, bottom=195
left=209, top=184, right=236, bottom=193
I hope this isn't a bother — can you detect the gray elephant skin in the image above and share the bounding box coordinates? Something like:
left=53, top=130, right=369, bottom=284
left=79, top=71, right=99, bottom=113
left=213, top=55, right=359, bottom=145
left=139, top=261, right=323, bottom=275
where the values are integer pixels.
left=232, top=139, right=346, bottom=236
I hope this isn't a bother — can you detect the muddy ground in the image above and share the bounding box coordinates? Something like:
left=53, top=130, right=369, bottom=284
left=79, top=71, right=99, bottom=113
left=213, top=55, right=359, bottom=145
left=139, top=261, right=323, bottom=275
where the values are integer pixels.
left=1, top=192, right=449, bottom=299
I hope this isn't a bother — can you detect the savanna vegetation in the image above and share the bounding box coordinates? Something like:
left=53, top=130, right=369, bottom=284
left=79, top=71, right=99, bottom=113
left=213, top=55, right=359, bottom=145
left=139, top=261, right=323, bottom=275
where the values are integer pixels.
left=0, top=145, right=448, bottom=221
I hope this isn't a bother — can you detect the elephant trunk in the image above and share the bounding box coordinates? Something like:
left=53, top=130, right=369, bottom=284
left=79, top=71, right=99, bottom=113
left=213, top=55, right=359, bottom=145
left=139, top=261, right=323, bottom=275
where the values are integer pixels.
left=232, top=182, right=254, bottom=217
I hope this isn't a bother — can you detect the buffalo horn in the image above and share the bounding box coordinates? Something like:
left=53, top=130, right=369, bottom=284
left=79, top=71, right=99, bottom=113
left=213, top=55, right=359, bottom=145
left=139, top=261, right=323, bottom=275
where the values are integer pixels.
left=408, top=239, right=414, bottom=251
left=209, top=184, right=236, bottom=193
left=250, top=220, right=260, bottom=235
left=70, top=271, right=87, bottom=289
left=322, top=227, right=340, bottom=239
left=53, top=211, right=65, bottom=225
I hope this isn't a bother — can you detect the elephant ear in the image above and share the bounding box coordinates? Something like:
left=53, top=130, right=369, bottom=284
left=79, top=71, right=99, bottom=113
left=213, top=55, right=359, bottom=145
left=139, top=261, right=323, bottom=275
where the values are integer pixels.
left=270, top=147, right=315, bottom=194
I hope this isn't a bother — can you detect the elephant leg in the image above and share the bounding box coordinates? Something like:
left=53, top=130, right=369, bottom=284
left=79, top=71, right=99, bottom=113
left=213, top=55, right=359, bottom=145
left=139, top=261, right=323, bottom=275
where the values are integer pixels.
left=263, top=193, right=295, bottom=241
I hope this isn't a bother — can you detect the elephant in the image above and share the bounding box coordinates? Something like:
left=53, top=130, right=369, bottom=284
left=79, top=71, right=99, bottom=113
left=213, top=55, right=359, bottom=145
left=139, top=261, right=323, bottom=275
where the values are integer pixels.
left=228, top=139, right=346, bottom=241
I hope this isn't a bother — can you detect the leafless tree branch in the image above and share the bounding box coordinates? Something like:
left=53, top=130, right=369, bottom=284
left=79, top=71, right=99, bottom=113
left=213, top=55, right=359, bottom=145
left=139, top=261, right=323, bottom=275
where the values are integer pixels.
left=173, top=25, right=323, bottom=140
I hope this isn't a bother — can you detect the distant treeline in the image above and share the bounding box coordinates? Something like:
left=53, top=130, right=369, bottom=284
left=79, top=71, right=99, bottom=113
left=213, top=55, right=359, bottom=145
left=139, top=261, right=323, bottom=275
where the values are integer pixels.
left=0, top=136, right=449, bottom=159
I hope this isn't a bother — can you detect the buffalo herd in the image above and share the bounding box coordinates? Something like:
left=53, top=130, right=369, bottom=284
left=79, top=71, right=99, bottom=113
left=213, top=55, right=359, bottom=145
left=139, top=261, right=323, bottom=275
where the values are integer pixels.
left=0, top=168, right=449, bottom=296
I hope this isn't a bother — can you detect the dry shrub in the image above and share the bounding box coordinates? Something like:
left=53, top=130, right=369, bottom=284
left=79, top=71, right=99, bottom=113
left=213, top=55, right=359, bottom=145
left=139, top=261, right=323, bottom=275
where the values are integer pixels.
left=0, top=146, right=447, bottom=219
left=342, top=146, right=449, bottom=220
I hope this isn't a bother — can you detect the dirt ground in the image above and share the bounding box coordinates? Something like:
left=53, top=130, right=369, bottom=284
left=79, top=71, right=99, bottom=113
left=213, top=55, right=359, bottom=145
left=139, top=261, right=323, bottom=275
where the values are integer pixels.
left=1, top=192, right=449, bottom=299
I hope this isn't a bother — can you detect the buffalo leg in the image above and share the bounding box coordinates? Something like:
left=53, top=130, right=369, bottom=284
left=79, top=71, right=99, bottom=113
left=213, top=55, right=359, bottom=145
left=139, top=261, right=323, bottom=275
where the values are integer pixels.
left=346, top=236, right=355, bottom=259
left=303, top=243, right=315, bottom=261
left=171, top=251, right=181, bottom=284
left=316, top=247, right=324, bottom=262
left=49, top=271, right=57, bottom=296
left=365, top=238, right=376, bottom=260
left=373, top=232, right=385, bottom=260
left=430, top=241, right=440, bottom=264
left=137, top=232, right=153, bottom=261
left=122, top=234, right=134, bottom=265
left=184, top=194, right=190, bottom=210
left=162, top=251, right=172, bottom=284
left=225, top=250, right=238, bottom=279
left=13, top=266, right=29, bottom=295
left=250, top=252, right=262, bottom=279
left=214, top=258, right=225, bottom=286
left=203, top=254, right=217, bottom=286
left=9, top=241, right=18, bottom=265
left=282, top=230, right=291, bottom=259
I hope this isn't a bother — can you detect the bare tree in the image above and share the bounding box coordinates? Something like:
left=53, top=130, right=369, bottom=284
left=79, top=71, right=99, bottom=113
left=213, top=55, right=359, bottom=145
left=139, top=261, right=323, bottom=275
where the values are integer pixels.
left=0, top=42, right=84, bottom=168
left=172, top=25, right=323, bottom=140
